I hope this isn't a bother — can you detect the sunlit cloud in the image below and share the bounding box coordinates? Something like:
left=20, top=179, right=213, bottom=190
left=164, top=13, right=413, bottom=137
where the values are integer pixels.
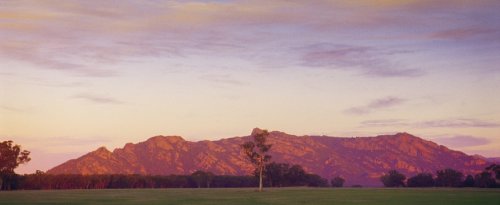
left=296, top=43, right=424, bottom=77
left=345, top=97, right=406, bottom=115
left=0, top=105, right=26, bottom=113
left=433, top=135, right=491, bottom=147
left=361, top=118, right=500, bottom=128
left=360, top=119, right=410, bottom=127
left=1, top=0, right=499, bottom=78
left=417, top=118, right=500, bottom=128
left=429, top=28, right=500, bottom=40
left=41, top=136, right=113, bottom=147
left=3, top=135, right=112, bottom=153
left=199, top=74, right=248, bottom=86
left=72, top=93, right=124, bottom=105
left=0, top=41, right=119, bottom=77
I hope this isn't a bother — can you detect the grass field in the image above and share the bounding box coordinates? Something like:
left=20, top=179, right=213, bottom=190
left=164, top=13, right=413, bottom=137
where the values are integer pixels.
left=0, top=188, right=499, bottom=205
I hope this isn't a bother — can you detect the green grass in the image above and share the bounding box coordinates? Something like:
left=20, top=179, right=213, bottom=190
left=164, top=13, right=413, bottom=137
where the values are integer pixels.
left=0, top=188, right=499, bottom=205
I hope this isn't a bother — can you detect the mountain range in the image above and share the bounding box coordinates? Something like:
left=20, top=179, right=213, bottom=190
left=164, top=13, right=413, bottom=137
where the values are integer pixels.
left=47, top=128, right=490, bottom=186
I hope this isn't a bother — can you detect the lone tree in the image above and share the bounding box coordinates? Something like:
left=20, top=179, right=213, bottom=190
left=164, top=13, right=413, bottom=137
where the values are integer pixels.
left=0, top=140, right=30, bottom=190
left=242, top=129, right=272, bottom=192
left=380, top=170, right=406, bottom=187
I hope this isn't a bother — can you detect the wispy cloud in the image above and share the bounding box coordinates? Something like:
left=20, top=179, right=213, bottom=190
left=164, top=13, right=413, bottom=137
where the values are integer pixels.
left=39, top=136, right=112, bottom=147
left=360, top=119, right=410, bottom=127
left=433, top=135, right=491, bottom=148
left=0, top=41, right=118, bottom=77
left=199, top=74, right=248, bottom=86
left=297, top=43, right=424, bottom=77
left=29, top=80, right=87, bottom=88
left=344, top=96, right=406, bottom=115
left=361, top=118, right=500, bottom=128
left=0, top=105, right=26, bottom=113
left=417, top=118, right=500, bottom=128
left=429, top=28, right=499, bottom=40
left=0, top=0, right=499, bottom=78
left=0, top=71, right=14, bottom=76
left=72, top=93, right=123, bottom=104
left=5, top=135, right=112, bottom=152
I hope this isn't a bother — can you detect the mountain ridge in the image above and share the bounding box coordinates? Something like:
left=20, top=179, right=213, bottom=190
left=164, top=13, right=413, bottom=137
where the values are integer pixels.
left=47, top=129, right=489, bottom=186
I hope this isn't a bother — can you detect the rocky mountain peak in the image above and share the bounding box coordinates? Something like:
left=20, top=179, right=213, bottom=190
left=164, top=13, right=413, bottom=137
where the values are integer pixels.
left=95, top=146, right=110, bottom=154
left=251, top=127, right=265, bottom=136
left=47, top=130, right=490, bottom=186
left=146, top=135, right=185, bottom=143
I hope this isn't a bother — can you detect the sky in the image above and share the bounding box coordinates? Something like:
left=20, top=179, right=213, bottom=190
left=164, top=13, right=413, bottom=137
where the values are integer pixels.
left=1, top=0, right=500, bottom=174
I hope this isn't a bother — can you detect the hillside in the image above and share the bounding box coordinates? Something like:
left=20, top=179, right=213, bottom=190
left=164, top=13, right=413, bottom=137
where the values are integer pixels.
left=47, top=128, right=489, bottom=186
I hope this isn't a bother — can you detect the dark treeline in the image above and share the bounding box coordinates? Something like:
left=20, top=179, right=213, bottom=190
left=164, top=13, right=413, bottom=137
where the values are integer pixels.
left=263, top=162, right=329, bottom=187
left=13, top=172, right=257, bottom=190
left=3, top=163, right=330, bottom=190
left=381, top=164, right=500, bottom=188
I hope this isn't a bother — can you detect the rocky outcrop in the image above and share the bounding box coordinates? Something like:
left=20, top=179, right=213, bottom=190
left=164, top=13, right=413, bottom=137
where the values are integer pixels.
left=47, top=129, right=489, bottom=186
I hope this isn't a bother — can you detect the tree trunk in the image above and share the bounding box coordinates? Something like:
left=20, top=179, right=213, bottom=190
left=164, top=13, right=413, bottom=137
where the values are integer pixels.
left=259, top=158, right=263, bottom=192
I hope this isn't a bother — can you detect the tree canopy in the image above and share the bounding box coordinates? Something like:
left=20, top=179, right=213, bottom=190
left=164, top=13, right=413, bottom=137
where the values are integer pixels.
left=263, top=162, right=328, bottom=187
left=241, top=129, right=272, bottom=192
left=331, top=176, right=345, bottom=188
left=380, top=170, right=406, bottom=187
left=0, top=140, right=31, bottom=174
left=191, top=170, right=214, bottom=188
left=407, top=173, right=434, bottom=187
left=485, top=164, right=499, bottom=181
left=0, top=140, right=31, bottom=190
left=435, top=168, right=463, bottom=187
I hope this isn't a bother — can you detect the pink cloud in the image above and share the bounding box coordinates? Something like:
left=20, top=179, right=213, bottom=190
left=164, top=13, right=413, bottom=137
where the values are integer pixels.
left=345, top=97, right=406, bottom=115
left=361, top=118, right=500, bottom=128
left=429, top=28, right=499, bottom=40
left=0, top=0, right=499, bottom=79
left=418, top=119, right=500, bottom=128
left=434, top=135, right=491, bottom=147
left=72, top=93, right=124, bottom=104
left=298, top=43, right=424, bottom=77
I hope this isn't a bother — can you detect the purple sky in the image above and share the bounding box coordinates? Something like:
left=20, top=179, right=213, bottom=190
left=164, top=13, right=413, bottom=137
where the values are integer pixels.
left=1, top=0, right=499, bottom=174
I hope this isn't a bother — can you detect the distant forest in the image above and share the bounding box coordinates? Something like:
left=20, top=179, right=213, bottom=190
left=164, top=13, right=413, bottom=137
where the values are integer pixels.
left=2, top=163, right=330, bottom=190
left=1, top=163, right=499, bottom=190
left=379, top=165, right=499, bottom=188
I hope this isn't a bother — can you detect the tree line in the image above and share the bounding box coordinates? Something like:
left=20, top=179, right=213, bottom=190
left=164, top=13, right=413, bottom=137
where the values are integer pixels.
left=381, top=165, right=500, bottom=188
left=13, top=171, right=258, bottom=190
left=2, top=167, right=331, bottom=190
left=262, top=162, right=329, bottom=187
